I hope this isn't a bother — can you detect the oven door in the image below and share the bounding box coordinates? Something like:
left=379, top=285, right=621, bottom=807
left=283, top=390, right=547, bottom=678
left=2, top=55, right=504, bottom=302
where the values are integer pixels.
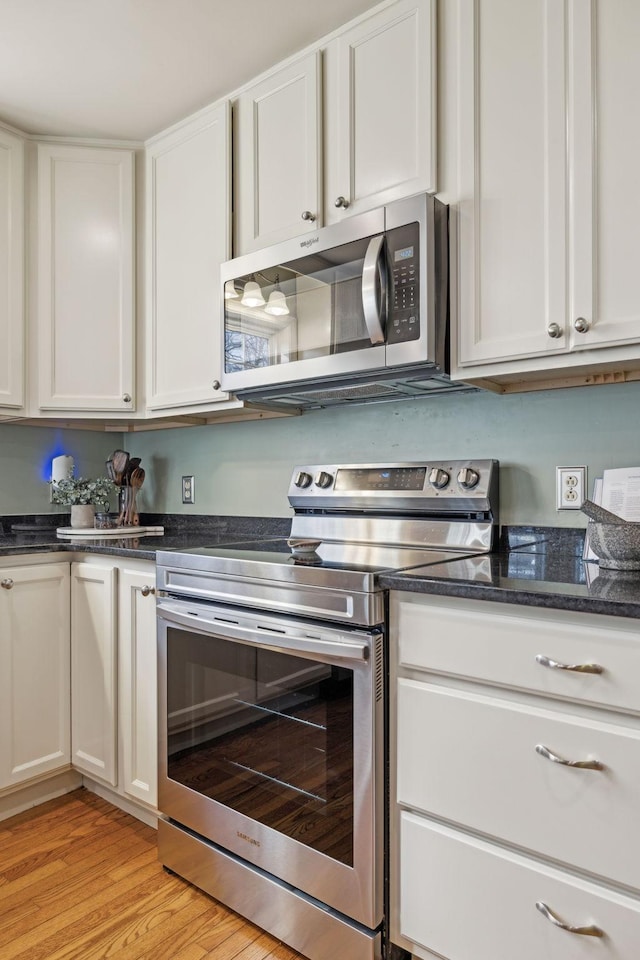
left=157, top=597, right=384, bottom=929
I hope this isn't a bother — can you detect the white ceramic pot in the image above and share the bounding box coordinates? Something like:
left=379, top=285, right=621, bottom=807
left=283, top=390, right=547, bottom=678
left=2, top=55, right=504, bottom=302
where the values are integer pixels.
left=70, top=504, right=96, bottom=529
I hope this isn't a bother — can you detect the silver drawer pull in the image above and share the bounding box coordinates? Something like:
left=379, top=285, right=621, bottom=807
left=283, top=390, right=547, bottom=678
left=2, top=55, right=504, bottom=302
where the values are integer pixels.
left=535, top=743, right=604, bottom=771
left=140, top=585, right=156, bottom=597
left=535, top=654, right=603, bottom=675
left=536, top=901, right=604, bottom=937
left=1, top=578, right=14, bottom=589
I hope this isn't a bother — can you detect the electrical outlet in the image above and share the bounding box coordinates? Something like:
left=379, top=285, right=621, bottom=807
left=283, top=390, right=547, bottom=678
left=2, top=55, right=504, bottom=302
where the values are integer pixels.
left=556, top=466, right=586, bottom=510
left=182, top=475, right=195, bottom=504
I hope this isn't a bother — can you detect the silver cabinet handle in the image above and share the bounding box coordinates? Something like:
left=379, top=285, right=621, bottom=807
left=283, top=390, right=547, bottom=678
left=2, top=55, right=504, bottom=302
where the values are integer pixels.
left=536, top=901, right=604, bottom=938
left=141, top=585, right=156, bottom=597
left=1, top=578, right=14, bottom=589
left=535, top=743, right=604, bottom=771
left=535, top=654, right=603, bottom=675
left=301, top=210, right=316, bottom=221
left=574, top=316, right=591, bottom=333
left=547, top=322, right=563, bottom=339
left=361, top=234, right=386, bottom=345
left=123, top=394, right=132, bottom=403
left=212, top=380, right=221, bottom=391
left=335, top=195, right=350, bottom=209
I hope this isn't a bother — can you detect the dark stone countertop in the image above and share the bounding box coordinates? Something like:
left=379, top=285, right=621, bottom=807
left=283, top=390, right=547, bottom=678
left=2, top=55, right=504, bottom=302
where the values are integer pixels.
left=0, top=514, right=291, bottom=561
left=3, top=517, right=640, bottom=620
left=380, top=526, right=640, bottom=620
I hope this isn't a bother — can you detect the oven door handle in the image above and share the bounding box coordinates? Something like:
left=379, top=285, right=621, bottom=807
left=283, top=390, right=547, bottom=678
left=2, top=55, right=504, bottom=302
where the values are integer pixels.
left=157, top=601, right=372, bottom=663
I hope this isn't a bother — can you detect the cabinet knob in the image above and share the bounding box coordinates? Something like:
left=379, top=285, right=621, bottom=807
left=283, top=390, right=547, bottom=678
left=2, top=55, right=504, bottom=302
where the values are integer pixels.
left=122, top=394, right=132, bottom=403
left=535, top=902, right=604, bottom=938
left=141, top=585, right=155, bottom=597
left=573, top=316, right=591, bottom=333
left=301, top=210, right=316, bottom=222
left=334, top=196, right=350, bottom=209
left=546, top=323, right=563, bottom=339
left=212, top=380, right=221, bottom=391
left=535, top=653, right=603, bottom=674
left=1, top=578, right=14, bottom=589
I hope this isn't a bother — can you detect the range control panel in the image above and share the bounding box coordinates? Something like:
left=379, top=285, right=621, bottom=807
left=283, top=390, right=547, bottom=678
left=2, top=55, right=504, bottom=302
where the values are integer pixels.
left=288, top=460, right=499, bottom=517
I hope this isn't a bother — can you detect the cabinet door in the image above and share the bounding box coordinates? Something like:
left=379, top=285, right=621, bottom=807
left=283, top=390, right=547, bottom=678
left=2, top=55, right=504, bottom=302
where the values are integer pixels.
left=456, top=0, right=569, bottom=366
left=0, top=127, right=25, bottom=411
left=235, top=53, right=322, bottom=253
left=0, top=562, right=70, bottom=788
left=146, top=103, right=233, bottom=411
left=569, top=0, right=640, bottom=351
left=324, top=0, right=435, bottom=225
left=71, top=561, right=117, bottom=785
left=118, top=567, right=157, bottom=808
left=37, top=144, right=135, bottom=412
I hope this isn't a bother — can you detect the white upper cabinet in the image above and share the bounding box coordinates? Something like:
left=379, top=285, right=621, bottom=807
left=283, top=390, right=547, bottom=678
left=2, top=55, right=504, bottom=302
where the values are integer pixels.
left=146, top=101, right=235, bottom=412
left=234, top=0, right=436, bottom=254
left=453, top=0, right=640, bottom=385
left=235, top=54, right=322, bottom=253
left=0, top=127, right=25, bottom=412
left=324, top=0, right=436, bottom=225
left=37, top=143, right=135, bottom=412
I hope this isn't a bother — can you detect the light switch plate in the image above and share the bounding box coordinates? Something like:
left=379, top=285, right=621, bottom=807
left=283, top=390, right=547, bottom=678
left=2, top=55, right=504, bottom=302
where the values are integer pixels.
left=182, top=475, right=195, bottom=504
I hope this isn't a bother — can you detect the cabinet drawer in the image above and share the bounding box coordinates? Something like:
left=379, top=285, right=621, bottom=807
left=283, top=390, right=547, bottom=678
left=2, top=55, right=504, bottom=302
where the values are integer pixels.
left=399, top=812, right=640, bottom=960
left=393, top=593, right=640, bottom=714
left=397, top=679, right=640, bottom=890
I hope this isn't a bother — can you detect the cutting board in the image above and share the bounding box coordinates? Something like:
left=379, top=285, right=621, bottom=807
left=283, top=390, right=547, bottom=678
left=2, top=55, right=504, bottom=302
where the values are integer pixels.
left=56, top=525, right=164, bottom=538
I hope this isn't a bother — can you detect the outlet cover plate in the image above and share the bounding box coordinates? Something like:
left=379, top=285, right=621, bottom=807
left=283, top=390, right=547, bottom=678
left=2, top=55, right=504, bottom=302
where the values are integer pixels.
left=182, top=475, right=195, bottom=504
left=556, top=466, right=586, bottom=510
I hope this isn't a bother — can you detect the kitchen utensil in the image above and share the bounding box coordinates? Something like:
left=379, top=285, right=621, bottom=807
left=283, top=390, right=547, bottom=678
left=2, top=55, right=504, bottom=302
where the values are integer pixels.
left=581, top=499, right=626, bottom=524
left=588, top=519, right=640, bottom=570
left=287, top=538, right=321, bottom=556
left=105, top=459, right=116, bottom=483
left=111, top=449, right=130, bottom=485
left=127, top=466, right=145, bottom=525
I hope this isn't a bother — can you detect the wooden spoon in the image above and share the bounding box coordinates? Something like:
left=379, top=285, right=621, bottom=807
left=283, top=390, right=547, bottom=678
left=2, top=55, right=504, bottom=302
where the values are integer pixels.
left=128, top=467, right=145, bottom=525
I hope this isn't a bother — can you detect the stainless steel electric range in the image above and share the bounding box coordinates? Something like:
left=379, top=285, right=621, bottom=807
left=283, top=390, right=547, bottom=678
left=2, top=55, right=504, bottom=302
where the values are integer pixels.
left=155, top=459, right=499, bottom=960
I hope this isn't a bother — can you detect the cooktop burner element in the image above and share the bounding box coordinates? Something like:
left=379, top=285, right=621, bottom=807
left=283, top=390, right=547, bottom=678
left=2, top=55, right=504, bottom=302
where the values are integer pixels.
left=157, top=460, right=499, bottom=627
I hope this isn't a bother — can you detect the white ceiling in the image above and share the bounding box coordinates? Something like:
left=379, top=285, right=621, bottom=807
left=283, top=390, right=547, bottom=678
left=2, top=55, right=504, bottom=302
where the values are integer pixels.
left=0, top=0, right=378, bottom=141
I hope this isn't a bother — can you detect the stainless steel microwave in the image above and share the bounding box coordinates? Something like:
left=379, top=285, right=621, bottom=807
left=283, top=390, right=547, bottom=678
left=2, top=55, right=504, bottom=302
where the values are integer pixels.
left=220, top=194, right=469, bottom=408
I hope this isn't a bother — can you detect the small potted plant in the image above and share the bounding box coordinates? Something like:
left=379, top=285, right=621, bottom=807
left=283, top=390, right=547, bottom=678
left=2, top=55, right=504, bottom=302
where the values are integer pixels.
left=51, top=474, right=117, bottom=528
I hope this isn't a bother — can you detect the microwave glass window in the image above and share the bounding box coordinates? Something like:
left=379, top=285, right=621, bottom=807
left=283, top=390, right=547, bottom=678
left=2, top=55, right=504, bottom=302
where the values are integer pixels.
left=223, top=235, right=381, bottom=374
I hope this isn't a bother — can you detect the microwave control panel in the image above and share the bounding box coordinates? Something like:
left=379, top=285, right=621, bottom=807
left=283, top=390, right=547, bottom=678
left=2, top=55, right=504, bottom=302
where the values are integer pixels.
left=387, top=221, right=420, bottom=344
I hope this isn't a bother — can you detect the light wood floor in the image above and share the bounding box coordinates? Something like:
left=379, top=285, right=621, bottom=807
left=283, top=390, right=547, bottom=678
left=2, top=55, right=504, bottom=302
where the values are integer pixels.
left=0, top=787, right=309, bottom=960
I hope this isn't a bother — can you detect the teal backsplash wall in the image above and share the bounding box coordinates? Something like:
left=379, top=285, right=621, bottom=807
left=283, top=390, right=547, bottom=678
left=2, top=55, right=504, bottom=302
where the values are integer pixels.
left=2, top=381, right=639, bottom=525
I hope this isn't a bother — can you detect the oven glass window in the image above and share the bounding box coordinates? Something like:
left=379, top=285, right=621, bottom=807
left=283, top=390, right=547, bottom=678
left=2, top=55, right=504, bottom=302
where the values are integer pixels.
left=166, top=628, right=354, bottom=866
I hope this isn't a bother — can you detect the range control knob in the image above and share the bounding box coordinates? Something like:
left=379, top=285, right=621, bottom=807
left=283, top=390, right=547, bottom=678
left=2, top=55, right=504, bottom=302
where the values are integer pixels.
left=429, top=467, right=450, bottom=490
left=457, top=467, right=480, bottom=490
left=294, top=471, right=313, bottom=489
left=315, top=471, right=334, bottom=489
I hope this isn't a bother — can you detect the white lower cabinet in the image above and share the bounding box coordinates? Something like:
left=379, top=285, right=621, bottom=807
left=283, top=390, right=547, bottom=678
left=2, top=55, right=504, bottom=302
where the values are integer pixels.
left=390, top=592, right=640, bottom=959
left=71, top=561, right=118, bottom=784
left=400, top=814, right=640, bottom=960
left=71, top=557, right=157, bottom=810
left=0, top=558, right=70, bottom=790
left=118, top=566, right=158, bottom=808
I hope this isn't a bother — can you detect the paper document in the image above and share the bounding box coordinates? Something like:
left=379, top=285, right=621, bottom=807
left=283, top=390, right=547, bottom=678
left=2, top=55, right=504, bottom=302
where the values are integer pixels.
left=601, top=466, right=640, bottom=521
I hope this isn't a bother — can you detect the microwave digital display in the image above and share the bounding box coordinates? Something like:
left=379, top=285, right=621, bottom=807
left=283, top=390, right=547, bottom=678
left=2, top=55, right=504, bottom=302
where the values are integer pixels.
left=394, top=246, right=414, bottom=262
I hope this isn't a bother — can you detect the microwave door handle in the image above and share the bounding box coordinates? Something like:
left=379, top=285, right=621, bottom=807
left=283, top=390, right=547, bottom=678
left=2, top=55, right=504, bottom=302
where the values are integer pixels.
left=361, top=234, right=386, bottom=345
